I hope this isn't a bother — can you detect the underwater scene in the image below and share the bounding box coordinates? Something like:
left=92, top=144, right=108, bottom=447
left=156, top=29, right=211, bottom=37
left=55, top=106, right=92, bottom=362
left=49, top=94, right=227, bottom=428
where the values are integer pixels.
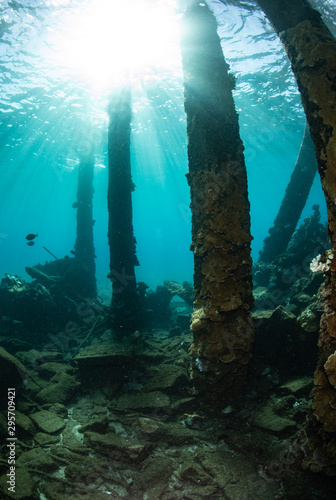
left=1, top=0, right=336, bottom=498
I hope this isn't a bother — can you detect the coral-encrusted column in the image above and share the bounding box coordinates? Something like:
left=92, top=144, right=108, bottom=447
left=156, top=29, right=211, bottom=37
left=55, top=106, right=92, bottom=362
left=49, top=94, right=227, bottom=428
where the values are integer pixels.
left=180, top=1, right=254, bottom=404
left=256, top=0, right=336, bottom=474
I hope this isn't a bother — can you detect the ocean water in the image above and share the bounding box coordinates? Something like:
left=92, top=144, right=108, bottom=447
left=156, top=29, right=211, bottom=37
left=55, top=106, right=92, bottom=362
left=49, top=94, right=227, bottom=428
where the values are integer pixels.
left=0, top=0, right=333, bottom=299
left=1, top=1, right=336, bottom=498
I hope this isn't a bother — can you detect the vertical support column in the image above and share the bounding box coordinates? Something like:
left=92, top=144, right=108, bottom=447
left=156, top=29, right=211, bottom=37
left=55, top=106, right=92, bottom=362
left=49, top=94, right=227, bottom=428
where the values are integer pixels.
left=107, top=87, right=140, bottom=333
left=74, top=152, right=97, bottom=298
left=256, top=0, right=336, bottom=473
left=181, top=1, right=254, bottom=404
left=258, top=122, right=317, bottom=263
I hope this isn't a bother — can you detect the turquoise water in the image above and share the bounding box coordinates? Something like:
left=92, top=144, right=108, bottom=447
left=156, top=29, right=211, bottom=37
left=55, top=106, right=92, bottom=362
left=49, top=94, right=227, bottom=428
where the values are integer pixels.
left=0, top=0, right=333, bottom=299
left=1, top=3, right=336, bottom=498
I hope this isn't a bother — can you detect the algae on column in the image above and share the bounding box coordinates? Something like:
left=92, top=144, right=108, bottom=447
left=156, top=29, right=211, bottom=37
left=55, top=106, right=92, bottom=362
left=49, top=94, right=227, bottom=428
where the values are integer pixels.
left=180, top=1, right=254, bottom=404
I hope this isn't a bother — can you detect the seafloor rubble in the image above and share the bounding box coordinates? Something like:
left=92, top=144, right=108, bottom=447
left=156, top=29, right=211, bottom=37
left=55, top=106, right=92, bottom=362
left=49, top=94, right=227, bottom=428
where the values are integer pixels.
left=1, top=317, right=335, bottom=500
left=0, top=214, right=335, bottom=499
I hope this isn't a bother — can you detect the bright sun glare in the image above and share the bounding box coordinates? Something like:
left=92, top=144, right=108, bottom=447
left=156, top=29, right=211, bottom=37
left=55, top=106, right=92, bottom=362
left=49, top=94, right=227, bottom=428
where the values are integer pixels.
left=51, top=0, right=181, bottom=91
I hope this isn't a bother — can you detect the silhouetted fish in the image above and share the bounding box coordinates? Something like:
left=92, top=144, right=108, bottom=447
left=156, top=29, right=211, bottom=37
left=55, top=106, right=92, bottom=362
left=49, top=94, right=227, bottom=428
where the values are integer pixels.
left=26, top=241, right=34, bottom=246
left=25, top=233, right=38, bottom=241
left=72, top=202, right=79, bottom=208
left=70, top=250, right=76, bottom=255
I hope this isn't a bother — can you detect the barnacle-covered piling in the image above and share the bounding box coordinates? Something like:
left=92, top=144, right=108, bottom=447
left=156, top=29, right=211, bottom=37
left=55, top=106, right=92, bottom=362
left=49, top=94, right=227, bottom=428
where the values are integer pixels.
left=257, top=0, right=336, bottom=474
left=180, top=1, right=254, bottom=404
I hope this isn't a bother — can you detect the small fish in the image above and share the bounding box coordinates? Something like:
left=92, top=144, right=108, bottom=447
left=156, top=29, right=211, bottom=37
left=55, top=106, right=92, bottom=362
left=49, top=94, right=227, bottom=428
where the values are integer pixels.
left=70, top=250, right=76, bottom=255
left=184, top=416, right=194, bottom=427
left=26, top=241, right=35, bottom=246
left=262, top=367, right=272, bottom=376
left=221, top=405, right=233, bottom=415
left=72, top=202, right=79, bottom=208
left=25, top=233, right=38, bottom=241
left=183, top=413, right=205, bottom=427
